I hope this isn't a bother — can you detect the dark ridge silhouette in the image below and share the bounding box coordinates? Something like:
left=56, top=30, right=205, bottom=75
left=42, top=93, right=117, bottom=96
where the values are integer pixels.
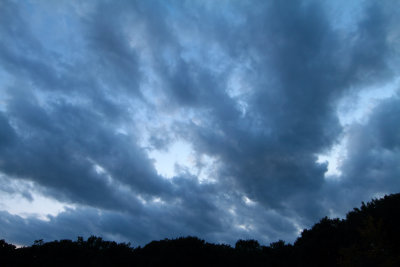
left=1, top=193, right=400, bottom=266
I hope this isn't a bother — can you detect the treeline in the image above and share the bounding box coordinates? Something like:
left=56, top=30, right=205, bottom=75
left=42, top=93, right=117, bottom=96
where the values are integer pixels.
left=1, top=193, right=400, bottom=266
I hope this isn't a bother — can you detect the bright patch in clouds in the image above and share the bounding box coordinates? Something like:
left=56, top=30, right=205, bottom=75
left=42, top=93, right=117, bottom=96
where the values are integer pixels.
left=148, top=140, right=218, bottom=183
left=317, top=76, right=400, bottom=178
left=148, top=140, right=195, bottom=178
left=317, top=138, right=347, bottom=178
left=0, top=176, right=74, bottom=221
left=337, top=77, right=400, bottom=126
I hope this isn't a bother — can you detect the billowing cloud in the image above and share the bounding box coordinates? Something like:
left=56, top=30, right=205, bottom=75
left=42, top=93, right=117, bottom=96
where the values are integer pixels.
left=0, top=0, right=399, bottom=246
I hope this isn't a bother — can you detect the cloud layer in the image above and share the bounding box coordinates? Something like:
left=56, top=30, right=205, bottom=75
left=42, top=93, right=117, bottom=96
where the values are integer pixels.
left=0, top=0, right=399, bottom=246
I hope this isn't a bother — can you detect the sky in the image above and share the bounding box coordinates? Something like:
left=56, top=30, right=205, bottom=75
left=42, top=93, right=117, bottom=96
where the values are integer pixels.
left=0, top=0, right=400, bottom=246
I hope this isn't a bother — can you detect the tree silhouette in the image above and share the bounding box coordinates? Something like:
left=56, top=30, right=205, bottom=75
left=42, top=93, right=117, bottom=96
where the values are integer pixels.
left=235, top=239, right=261, bottom=252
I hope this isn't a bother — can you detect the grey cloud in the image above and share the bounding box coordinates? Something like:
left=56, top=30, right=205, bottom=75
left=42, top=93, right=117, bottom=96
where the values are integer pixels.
left=0, top=188, right=226, bottom=246
left=0, top=208, right=124, bottom=246
left=83, top=1, right=142, bottom=96
left=0, top=175, right=33, bottom=202
left=0, top=0, right=399, bottom=247
left=170, top=0, right=398, bottom=226
left=0, top=0, right=172, bottom=210
left=0, top=188, right=299, bottom=246
left=1, top=93, right=170, bottom=211
left=320, top=94, right=400, bottom=215
left=0, top=112, right=16, bottom=149
left=343, top=96, right=400, bottom=189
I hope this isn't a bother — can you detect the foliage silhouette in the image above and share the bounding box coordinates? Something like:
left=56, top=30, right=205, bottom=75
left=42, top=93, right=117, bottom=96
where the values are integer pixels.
left=235, top=239, right=261, bottom=251
left=1, top=193, right=400, bottom=266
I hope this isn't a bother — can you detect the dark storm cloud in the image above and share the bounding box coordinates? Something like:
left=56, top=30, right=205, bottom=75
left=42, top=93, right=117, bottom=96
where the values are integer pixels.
left=171, top=0, right=397, bottom=224
left=0, top=112, right=16, bottom=149
left=1, top=90, right=175, bottom=211
left=322, top=94, right=400, bottom=214
left=0, top=0, right=57, bottom=90
left=0, top=0, right=228, bottom=245
left=0, top=181, right=298, bottom=246
left=82, top=1, right=143, bottom=97
left=0, top=0, right=399, bottom=246
left=0, top=176, right=227, bottom=246
left=0, top=0, right=167, bottom=208
left=0, top=208, right=134, bottom=246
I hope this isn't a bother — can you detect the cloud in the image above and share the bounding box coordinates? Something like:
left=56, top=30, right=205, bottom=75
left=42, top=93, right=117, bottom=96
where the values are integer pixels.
left=0, top=0, right=399, bottom=246
left=172, top=0, right=397, bottom=224
left=322, top=94, right=400, bottom=213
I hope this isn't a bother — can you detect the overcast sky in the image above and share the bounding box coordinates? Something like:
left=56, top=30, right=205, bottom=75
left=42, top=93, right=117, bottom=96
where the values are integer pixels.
left=1, top=0, right=400, bottom=246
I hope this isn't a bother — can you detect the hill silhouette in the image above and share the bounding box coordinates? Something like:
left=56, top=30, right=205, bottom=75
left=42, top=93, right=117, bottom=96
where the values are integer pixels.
left=1, top=193, right=400, bottom=266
